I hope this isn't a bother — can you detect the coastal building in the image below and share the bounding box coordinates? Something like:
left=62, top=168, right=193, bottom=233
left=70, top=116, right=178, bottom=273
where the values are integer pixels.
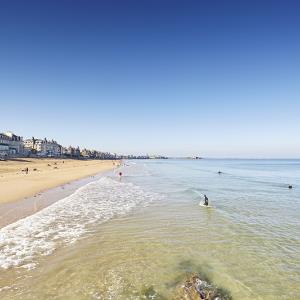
left=0, top=132, right=24, bottom=156
left=64, top=146, right=81, bottom=158
left=24, top=137, right=62, bottom=156
left=74, top=147, right=81, bottom=157
left=80, top=148, right=117, bottom=159
left=61, top=147, right=68, bottom=156
left=24, top=138, right=45, bottom=154
left=45, top=139, right=62, bottom=156
left=81, top=148, right=92, bottom=158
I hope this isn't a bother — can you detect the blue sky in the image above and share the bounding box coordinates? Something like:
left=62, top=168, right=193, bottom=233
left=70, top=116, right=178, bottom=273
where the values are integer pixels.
left=0, top=1, right=299, bottom=157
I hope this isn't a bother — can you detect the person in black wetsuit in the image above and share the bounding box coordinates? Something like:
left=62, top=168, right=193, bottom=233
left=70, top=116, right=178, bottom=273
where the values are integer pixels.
left=204, top=194, right=209, bottom=206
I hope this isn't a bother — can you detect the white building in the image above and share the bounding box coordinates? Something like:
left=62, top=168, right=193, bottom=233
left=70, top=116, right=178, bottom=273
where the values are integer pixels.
left=24, top=137, right=62, bottom=156
left=0, top=132, right=23, bottom=156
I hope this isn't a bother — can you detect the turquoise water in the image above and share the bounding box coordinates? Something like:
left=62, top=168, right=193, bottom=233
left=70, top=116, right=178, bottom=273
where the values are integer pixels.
left=0, top=159, right=299, bottom=299
left=127, top=159, right=300, bottom=240
left=121, top=159, right=300, bottom=298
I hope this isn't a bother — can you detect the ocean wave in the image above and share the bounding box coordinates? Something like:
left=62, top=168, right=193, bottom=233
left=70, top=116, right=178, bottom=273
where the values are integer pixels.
left=0, top=177, right=159, bottom=270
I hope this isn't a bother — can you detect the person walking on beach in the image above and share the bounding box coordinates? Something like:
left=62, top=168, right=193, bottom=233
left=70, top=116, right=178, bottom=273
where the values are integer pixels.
left=118, top=172, right=122, bottom=181
left=204, top=194, right=209, bottom=206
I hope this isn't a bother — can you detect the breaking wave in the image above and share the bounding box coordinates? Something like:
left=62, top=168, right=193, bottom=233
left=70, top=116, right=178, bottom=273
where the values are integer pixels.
left=0, top=177, right=159, bottom=270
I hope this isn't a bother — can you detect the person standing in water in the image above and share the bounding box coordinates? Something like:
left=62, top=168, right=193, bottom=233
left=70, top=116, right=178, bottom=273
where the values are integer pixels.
left=204, top=194, right=209, bottom=206
left=118, top=172, right=122, bottom=181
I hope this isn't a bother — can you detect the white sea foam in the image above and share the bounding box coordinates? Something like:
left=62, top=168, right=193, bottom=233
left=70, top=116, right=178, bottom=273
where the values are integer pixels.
left=0, top=177, right=158, bottom=270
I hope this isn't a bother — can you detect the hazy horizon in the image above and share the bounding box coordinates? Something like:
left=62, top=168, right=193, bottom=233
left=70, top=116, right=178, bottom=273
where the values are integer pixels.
left=1, top=1, right=299, bottom=158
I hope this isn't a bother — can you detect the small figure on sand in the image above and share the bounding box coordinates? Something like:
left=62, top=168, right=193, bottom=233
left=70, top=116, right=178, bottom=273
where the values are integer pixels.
left=118, top=172, right=122, bottom=181
left=25, top=167, right=29, bottom=174
left=204, top=194, right=209, bottom=206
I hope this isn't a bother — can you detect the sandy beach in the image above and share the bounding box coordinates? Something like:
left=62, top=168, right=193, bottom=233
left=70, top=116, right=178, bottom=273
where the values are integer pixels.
left=0, top=158, right=118, bottom=205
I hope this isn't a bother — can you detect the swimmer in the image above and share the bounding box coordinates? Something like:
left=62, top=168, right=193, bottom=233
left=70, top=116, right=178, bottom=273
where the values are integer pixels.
left=204, top=194, right=209, bottom=206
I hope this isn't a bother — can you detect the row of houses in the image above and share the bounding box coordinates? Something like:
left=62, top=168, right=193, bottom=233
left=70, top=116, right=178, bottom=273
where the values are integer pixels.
left=0, top=131, right=167, bottom=160
left=0, top=132, right=63, bottom=157
left=0, top=131, right=116, bottom=159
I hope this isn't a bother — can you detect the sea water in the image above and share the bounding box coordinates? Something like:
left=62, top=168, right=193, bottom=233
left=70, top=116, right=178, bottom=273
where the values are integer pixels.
left=0, top=159, right=299, bottom=299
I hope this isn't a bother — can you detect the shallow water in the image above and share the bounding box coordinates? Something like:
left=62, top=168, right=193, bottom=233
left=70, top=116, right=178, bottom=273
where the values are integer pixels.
left=0, top=159, right=299, bottom=299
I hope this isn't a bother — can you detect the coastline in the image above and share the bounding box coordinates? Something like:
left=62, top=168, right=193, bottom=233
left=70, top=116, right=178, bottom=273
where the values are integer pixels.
left=0, top=159, right=299, bottom=299
left=0, top=158, right=119, bottom=228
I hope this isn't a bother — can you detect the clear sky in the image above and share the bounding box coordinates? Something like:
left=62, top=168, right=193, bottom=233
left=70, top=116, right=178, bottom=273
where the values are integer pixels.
left=1, top=0, right=299, bottom=157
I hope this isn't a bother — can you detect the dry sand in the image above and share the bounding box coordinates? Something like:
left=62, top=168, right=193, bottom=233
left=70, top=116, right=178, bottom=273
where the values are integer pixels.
left=0, top=158, right=119, bottom=204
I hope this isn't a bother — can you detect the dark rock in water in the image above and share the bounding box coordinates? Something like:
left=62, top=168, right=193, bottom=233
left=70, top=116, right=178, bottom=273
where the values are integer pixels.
left=139, top=286, right=167, bottom=299
left=171, top=274, right=232, bottom=300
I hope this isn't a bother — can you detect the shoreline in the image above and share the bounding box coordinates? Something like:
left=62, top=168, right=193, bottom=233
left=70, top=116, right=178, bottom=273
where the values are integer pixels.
left=0, top=158, right=120, bottom=228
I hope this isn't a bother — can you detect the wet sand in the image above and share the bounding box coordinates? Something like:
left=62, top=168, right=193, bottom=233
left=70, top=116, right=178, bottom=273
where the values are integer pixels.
left=0, top=171, right=112, bottom=229
left=0, top=158, right=119, bottom=227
